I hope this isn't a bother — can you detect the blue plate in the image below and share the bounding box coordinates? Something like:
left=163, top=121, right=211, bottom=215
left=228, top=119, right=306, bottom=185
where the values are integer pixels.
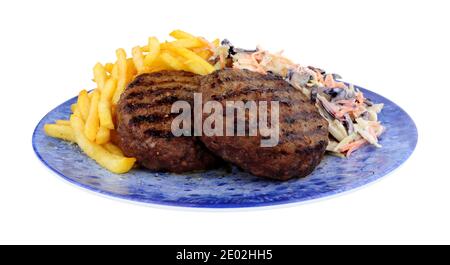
left=32, top=86, right=417, bottom=208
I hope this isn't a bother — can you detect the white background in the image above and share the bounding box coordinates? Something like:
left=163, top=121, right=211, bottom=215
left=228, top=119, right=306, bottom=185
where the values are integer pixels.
left=0, top=0, right=449, bottom=244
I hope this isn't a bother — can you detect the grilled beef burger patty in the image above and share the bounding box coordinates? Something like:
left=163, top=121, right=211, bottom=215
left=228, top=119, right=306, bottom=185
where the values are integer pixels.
left=199, top=69, right=329, bottom=180
left=114, top=71, right=220, bottom=173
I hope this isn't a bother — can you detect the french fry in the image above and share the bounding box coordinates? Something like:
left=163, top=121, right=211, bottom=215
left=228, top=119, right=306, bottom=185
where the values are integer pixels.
left=194, top=49, right=212, bottom=60
left=165, top=44, right=215, bottom=75
left=147, top=57, right=167, bottom=71
left=169, top=38, right=204, bottom=49
left=196, top=36, right=214, bottom=48
left=44, top=124, right=75, bottom=142
left=170, top=29, right=212, bottom=47
left=55, top=120, right=71, bottom=126
left=98, top=100, right=113, bottom=129
left=144, top=37, right=160, bottom=67
left=111, top=62, right=119, bottom=79
left=183, top=59, right=208, bottom=75
left=102, top=142, right=124, bottom=156
left=140, top=45, right=149, bottom=53
left=70, top=115, right=136, bottom=174
left=169, top=29, right=196, bottom=40
left=71, top=104, right=77, bottom=113
left=104, top=63, right=114, bottom=73
left=101, top=79, right=117, bottom=104
left=147, top=65, right=166, bottom=72
left=77, top=89, right=91, bottom=121
left=126, top=58, right=137, bottom=82
left=93, top=63, right=106, bottom=91
left=159, top=51, right=186, bottom=71
left=84, top=90, right=100, bottom=141
left=112, top=48, right=127, bottom=104
left=95, top=126, right=110, bottom=144
left=73, top=105, right=82, bottom=118
left=132, top=46, right=146, bottom=73
left=99, top=78, right=116, bottom=129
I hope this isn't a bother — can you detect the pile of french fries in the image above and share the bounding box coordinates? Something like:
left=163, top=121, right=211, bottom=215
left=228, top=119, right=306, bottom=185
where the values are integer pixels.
left=44, top=30, right=219, bottom=174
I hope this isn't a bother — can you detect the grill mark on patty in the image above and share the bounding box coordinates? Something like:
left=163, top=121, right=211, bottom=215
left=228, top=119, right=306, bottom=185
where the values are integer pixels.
left=129, top=113, right=178, bottom=126
left=209, top=79, right=291, bottom=93
left=210, top=85, right=292, bottom=101
left=125, top=85, right=197, bottom=100
left=128, top=79, right=198, bottom=89
left=123, top=95, right=183, bottom=112
left=143, top=129, right=174, bottom=138
left=128, top=71, right=198, bottom=88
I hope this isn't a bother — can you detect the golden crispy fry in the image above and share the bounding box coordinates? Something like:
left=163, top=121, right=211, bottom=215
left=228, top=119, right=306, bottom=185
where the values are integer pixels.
left=184, top=59, right=208, bottom=75
left=159, top=51, right=186, bottom=71
left=165, top=44, right=215, bottom=75
left=101, top=78, right=116, bottom=101
left=102, top=142, right=124, bottom=156
left=196, top=36, right=213, bottom=48
left=55, top=120, right=71, bottom=126
left=144, top=37, right=160, bottom=67
left=132, top=46, right=146, bottom=73
left=73, top=105, right=82, bottom=118
left=169, top=38, right=204, bottom=49
left=44, top=124, right=75, bottom=142
left=93, top=63, right=106, bottom=91
left=77, top=89, right=91, bottom=121
left=147, top=57, right=167, bottom=71
left=192, top=48, right=212, bottom=60
left=126, top=58, right=137, bottom=82
left=98, top=100, right=114, bottom=129
left=70, top=115, right=136, bottom=174
left=99, top=78, right=116, bottom=129
left=84, top=90, right=100, bottom=141
left=104, top=63, right=114, bottom=73
left=148, top=65, right=168, bottom=73
left=111, top=62, right=119, bottom=79
left=112, top=48, right=128, bottom=104
left=71, top=104, right=77, bottom=113
left=140, top=45, right=149, bottom=53
left=169, top=29, right=196, bottom=40
left=95, top=126, right=110, bottom=144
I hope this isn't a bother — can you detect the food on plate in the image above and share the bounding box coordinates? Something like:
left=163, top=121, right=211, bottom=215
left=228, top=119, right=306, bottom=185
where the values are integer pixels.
left=199, top=69, right=328, bottom=180
left=114, top=71, right=221, bottom=173
left=84, top=90, right=100, bottom=142
left=70, top=115, right=136, bottom=174
left=55, top=120, right=71, bottom=126
left=76, top=90, right=91, bottom=121
left=43, top=29, right=385, bottom=178
left=212, top=41, right=384, bottom=157
left=44, top=123, right=75, bottom=142
left=44, top=30, right=218, bottom=174
left=98, top=79, right=116, bottom=130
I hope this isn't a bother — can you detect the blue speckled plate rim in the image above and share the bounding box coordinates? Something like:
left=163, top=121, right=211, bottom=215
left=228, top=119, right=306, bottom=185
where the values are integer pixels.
left=32, top=86, right=418, bottom=208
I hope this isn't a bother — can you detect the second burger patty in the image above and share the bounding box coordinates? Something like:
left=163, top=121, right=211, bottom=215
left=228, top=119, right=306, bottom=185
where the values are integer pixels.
left=114, top=71, right=221, bottom=173
left=199, top=69, right=329, bottom=180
